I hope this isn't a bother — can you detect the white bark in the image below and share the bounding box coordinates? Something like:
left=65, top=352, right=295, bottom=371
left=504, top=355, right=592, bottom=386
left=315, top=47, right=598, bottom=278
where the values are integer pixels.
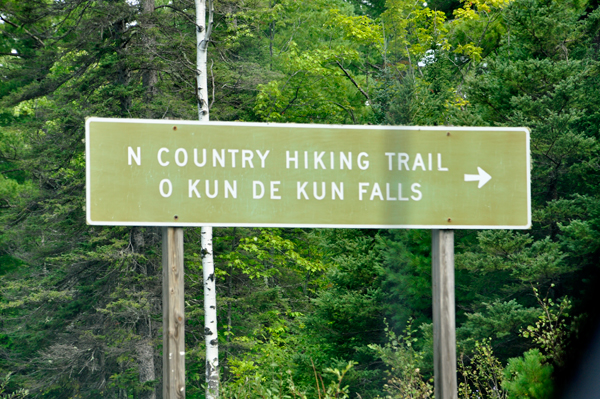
left=195, top=1, right=218, bottom=398
left=202, top=226, right=219, bottom=398
left=196, top=0, right=212, bottom=122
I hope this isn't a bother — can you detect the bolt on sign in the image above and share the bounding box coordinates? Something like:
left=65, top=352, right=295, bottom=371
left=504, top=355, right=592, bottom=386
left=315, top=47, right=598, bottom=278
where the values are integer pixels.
left=85, top=118, right=531, bottom=229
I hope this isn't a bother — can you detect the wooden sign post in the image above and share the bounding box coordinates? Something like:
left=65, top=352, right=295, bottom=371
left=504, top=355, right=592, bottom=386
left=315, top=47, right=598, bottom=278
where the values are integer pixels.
left=162, top=227, right=186, bottom=397
left=432, top=229, right=457, bottom=399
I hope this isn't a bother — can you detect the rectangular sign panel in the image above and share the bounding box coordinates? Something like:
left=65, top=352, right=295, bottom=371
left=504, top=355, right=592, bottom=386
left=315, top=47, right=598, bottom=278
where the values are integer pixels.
left=86, top=118, right=530, bottom=229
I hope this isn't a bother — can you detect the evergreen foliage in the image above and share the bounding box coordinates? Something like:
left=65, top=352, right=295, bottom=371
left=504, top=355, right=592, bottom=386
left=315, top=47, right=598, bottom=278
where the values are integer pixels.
left=0, top=0, right=598, bottom=397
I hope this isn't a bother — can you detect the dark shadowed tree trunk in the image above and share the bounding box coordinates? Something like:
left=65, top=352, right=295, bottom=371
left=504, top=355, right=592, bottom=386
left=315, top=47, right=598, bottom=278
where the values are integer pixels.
left=133, top=227, right=158, bottom=399
left=142, top=0, right=158, bottom=106
left=135, top=2, right=160, bottom=397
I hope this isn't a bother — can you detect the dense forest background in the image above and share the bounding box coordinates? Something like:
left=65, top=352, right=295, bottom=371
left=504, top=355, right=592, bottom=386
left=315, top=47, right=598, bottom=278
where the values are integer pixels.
left=0, top=0, right=599, bottom=398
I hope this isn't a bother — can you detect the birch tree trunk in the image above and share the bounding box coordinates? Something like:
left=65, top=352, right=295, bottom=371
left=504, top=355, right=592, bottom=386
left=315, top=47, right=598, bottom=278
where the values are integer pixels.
left=195, top=1, right=218, bottom=398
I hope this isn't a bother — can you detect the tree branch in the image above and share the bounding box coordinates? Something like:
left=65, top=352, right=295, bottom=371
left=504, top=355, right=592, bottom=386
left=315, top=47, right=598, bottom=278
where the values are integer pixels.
left=0, top=168, right=22, bottom=175
left=200, top=0, right=214, bottom=51
left=0, top=52, right=31, bottom=58
left=0, top=15, right=45, bottom=47
left=155, top=4, right=201, bottom=30
left=333, top=102, right=357, bottom=124
left=279, top=87, right=301, bottom=115
left=210, top=58, right=215, bottom=109
left=335, top=60, right=370, bottom=103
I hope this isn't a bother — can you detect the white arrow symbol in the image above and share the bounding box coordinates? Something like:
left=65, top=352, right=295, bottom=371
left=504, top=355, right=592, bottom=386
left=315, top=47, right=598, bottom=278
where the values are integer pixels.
left=464, top=167, right=492, bottom=188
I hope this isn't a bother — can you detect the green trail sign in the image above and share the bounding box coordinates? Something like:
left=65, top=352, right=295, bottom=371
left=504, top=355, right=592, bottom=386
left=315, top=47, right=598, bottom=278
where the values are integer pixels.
left=85, top=118, right=531, bottom=229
